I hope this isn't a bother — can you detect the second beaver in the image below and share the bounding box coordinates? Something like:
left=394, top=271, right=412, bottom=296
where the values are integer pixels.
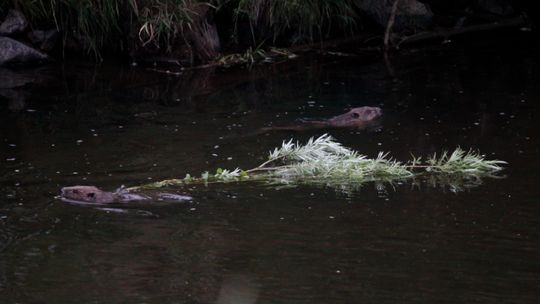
left=259, top=106, right=382, bottom=132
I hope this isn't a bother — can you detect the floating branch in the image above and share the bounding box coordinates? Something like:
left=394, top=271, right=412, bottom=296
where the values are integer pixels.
left=129, top=134, right=506, bottom=192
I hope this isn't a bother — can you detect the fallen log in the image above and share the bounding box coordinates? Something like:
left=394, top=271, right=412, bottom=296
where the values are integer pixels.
left=397, top=14, right=529, bottom=47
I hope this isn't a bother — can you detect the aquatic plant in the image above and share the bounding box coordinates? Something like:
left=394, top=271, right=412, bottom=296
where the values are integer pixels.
left=130, top=134, right=506, bottom=192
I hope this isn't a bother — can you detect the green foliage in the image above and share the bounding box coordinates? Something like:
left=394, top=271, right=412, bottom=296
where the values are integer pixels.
left=5, top=0, right=358, bottom=59
left=135, top=0, right=216, bottom=51
left=130, top=134, right=506, bottom=193
left=10, top=0, right=214, bottom=57
left=424, top=148, right=506, bottom=174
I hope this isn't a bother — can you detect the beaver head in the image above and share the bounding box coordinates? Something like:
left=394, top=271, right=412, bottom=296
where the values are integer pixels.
left=60, top=185, right=115, bottom=204
left=327, top=106, right=382, bottom=128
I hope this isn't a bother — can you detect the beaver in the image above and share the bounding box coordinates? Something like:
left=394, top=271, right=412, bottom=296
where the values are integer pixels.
left=59, top=185, right=191, bottom=204
left=258, top=106, right=382, bottom=132
left=318, top=106, right=382, bottom=128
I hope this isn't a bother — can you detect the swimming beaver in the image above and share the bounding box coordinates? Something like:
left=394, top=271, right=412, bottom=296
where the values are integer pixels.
left=319, top=106, right=382, bottom=128
left=59, top=185, right=191, bottom=204
left=259, top=106, right=382, bottom=132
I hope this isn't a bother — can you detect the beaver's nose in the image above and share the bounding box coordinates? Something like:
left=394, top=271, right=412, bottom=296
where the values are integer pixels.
left=60, top=187, right=67, bottom=196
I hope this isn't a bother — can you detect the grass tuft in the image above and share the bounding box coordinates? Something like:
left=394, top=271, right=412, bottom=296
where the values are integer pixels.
left=230, top=0, right=358, bottom=44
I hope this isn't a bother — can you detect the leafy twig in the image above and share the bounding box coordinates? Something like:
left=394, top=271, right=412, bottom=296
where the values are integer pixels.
left=130, top=134, right=506, bottom=192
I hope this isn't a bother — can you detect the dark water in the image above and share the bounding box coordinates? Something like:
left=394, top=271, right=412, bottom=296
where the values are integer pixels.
left=1, top=37, right=540, bottom=303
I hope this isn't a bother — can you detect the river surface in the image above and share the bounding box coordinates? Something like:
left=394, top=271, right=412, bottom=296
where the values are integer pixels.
left=1, top=36, right=540, bottom=303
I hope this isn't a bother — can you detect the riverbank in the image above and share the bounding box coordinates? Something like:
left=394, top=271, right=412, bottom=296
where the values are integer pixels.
left=1, top=0, right=533, bottom=68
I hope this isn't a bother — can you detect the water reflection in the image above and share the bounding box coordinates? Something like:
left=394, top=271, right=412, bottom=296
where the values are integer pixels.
left=216, top=274, right=260, bottom=304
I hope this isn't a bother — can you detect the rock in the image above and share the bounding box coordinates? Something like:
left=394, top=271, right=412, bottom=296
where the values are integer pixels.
left=356, top=0, right=433, bottom=32
left=0, top=37, right=48, bottom=66
left=0, top=68, right=36, bottom=89
left=0, top=9, right=28, bottom=36
left=28, top=29, right=60, bottom=52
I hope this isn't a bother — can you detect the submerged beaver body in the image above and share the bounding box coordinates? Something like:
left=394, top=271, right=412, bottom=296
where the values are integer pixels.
left=259, top=106, right=382, bottom=132
left=60, top=186, right=191, bottom=204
